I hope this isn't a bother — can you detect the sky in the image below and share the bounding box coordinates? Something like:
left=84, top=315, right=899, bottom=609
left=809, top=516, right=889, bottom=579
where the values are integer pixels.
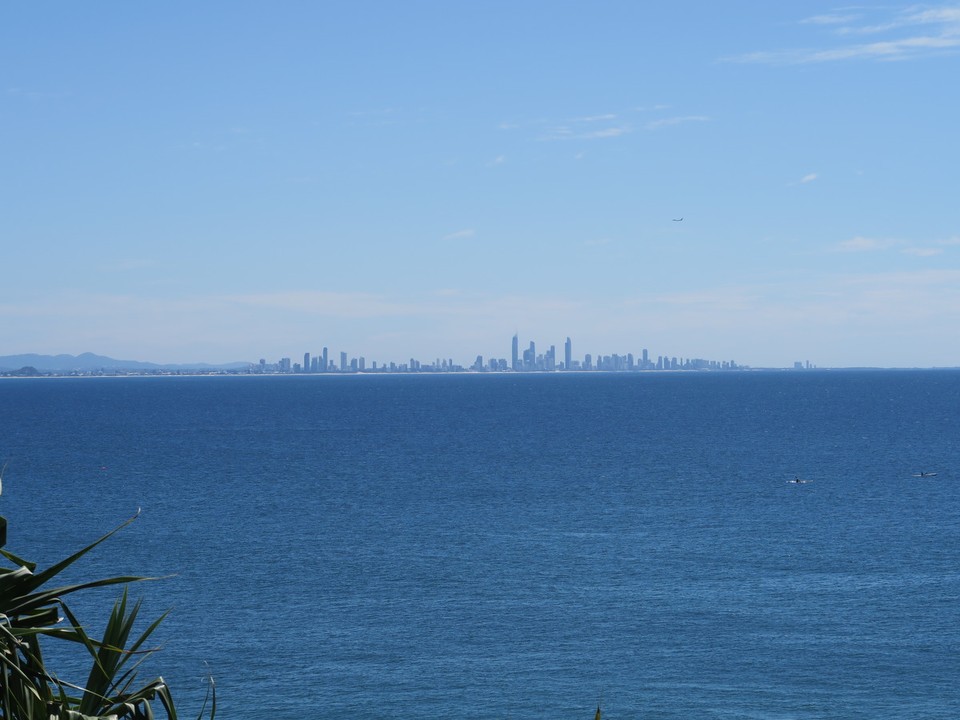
left=2, top=2, right=960, bottom=368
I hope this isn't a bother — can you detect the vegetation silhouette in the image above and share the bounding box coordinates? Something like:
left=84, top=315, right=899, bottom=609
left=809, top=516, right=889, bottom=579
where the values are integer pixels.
left=0, top=498, right=214, bottom=720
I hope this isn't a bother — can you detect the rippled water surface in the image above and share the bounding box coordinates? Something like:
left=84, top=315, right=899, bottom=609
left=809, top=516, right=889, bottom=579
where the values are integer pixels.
left=2, top=371, right=959, bottom=719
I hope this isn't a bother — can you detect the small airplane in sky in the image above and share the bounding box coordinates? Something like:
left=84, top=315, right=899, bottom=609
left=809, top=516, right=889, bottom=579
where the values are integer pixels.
left=672, top=217, right=683, bottom=221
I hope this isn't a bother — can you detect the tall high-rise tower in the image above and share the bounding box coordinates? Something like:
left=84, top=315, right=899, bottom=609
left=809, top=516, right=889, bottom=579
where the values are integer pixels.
left=564, top=337, right=572, bottom=370
left=512, top=334, right=519, bottom=371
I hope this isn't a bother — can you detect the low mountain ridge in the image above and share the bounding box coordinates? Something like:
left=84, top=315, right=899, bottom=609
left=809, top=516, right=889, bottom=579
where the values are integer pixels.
left=0, top=352, right=250, bottom=372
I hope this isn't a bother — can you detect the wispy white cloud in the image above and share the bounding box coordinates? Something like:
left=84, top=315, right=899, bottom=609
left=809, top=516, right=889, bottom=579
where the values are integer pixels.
left=835, top=268, right=960, bottom=291
left=442, top=229, right=476, bottom=241
left=541, top=120, right=631, bottom=141
left=573, top=113, right=618, bottom=122
left=487, top=155, right=506, bottom=166
left=645, top=115, right=709, bottom=130
left=614, top=269, right=960, bottom=365
left=899, top=232, right=960, bottom=256
left=516, top=106, right=707, bottom=142
left=345, top=107, right=401, bottom=127
left=647, top=289, right=761, bottom=311
left=225, top=291, right=419, bottom=317
left=543, top=125, right=575, bottom=140
left=99, top=258, right=156, bottom=273
left=727, top=5, right=960, bottom=63
left=836, top=7, right=960, bottom=35
left=801, top=13, right=861, bottom=26
left=585, top=127, right=628, bottom=138
left=834, top=236, right=897, bottom=252
left=833, top=234, right=960, bottom=254
left=6, top=86, right=74, bottom=100
left=515, top=111, right=626, bottom=142
left=799, top=172, right=818, bottom=184
left=902, top=247, right=943, bottom=256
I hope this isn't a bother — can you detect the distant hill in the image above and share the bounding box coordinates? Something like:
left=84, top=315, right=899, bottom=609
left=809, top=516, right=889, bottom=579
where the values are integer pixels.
left=0, top=352, right=251, bottom=373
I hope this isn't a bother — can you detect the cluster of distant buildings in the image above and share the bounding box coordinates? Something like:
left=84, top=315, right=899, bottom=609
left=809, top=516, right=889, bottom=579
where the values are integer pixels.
left=254, top=335, right=745, bottom=375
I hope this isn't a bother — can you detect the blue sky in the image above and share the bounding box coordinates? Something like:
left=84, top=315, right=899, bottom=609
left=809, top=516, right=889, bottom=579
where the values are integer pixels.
left=3, top=2, right=959, bottom=368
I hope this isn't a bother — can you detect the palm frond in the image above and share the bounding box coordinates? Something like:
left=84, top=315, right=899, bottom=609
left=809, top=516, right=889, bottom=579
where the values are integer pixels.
left=0, top=511, right=214, bottom=720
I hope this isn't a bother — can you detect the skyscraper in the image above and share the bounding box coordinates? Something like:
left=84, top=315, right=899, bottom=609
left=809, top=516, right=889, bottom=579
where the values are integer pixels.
left=512, top=334, right=519, bottom=371
left=524, top=341, right=535, bottom=371
left=564, top=337, right=572, bottom=370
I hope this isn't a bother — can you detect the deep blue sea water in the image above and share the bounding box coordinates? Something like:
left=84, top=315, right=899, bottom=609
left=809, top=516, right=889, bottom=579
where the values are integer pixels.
left=2, top=371, right=959, bottom=719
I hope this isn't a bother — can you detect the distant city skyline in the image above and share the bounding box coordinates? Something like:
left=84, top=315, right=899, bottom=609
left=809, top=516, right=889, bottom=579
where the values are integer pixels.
left=3, top=3, right=959, bottom=368
left=3, top=330, right=791, bottom=375
left=255, top=333, right=747, bottom=375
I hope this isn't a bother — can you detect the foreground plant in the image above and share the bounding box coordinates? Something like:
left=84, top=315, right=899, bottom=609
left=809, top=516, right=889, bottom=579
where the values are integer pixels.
left=0, top=509, right=214, bottom=720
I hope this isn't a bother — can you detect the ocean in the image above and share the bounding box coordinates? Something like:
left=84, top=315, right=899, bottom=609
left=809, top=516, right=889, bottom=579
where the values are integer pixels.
left=1, top=371, right=958, bottom=719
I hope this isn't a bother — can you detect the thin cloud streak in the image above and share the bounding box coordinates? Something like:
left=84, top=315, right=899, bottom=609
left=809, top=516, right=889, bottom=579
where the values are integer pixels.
left=645, top=115, right=709, bottom=130
left=727, top=5, right=960, bottom=64
left=225, top=291, right=421, bottom=318
left=541, top=124, right=631, bottom=141
left=442, top=229, right=476, bottom=241
left=99, top=258, right=157, bottom=272
left=801, top=14, right=860, bottom=26
left=833, top=236, right=896, bottom=252
left=832, top=234, right=960, bottom=254
left=534, top=107, right=707, bottom=141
